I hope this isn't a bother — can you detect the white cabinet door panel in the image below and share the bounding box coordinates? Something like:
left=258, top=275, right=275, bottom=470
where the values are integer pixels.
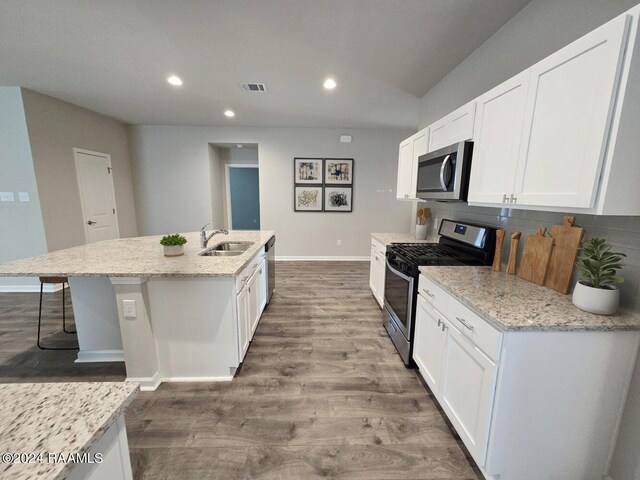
left=248, top=271, right=259, bottom=335
left=413, top=295, right=445, bottom=395
left=257, top=258, right=267, bottom=315
left=237, top=287, right=249, bottom=361
left=468, top=71, right=530, bottom=204
left=440, top=321, right=498, bottom=466
left=515, top=14, right=631, bottom=208
left=396, top=139, right=413, bottom=200
left=429, top=102, right=476, bottom=153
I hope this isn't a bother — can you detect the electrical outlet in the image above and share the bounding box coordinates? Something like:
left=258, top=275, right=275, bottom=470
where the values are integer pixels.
left=337, top=239, right=342, bottom=246
left=18, top=192, right=30, bottom=202
left=0, top=192, right=15, bottom=202
left=122, top=299, right=137, bottom=319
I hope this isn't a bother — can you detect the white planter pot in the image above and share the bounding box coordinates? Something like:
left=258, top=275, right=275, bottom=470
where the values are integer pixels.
left=415, top=224, right=428, bottom=240
left=163, top=245, right=184, bottom=257
left=572, top=281, right=620, bottom=315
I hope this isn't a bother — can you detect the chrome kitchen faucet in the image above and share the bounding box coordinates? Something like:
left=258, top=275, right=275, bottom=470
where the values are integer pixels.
left=200, top=224, right=229, bottom=248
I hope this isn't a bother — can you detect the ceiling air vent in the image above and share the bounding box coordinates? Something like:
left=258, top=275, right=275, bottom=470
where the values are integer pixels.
left=239, top=82, right=267, bottom=92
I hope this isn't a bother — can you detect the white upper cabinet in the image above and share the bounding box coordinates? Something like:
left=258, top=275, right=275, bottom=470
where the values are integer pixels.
left=428, top=102, right=476, bottom=153
left=468, top=71, right=530, bottom=205
left=514, top=14, right=631, bottom=209
left=467, top=9, right=640, bottom=214
left=396, top=128, right=428, bottom=200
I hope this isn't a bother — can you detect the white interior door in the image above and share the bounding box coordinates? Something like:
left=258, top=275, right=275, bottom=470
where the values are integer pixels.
left=74, top=149, right=120, bottom=243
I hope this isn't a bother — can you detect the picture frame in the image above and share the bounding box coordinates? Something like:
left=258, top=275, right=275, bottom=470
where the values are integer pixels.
left=294, top=186, right=323, bottom=212
left=324, top=186, right=353, bottom=212
left=324, top=158, right=354, bottom=185
left=294, top=157, right=323, bottom=184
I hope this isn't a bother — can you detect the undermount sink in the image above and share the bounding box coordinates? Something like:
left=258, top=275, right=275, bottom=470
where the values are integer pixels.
left=199, top=242, right=254, bottom=257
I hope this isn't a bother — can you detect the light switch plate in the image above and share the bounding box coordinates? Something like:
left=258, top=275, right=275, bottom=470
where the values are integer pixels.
left=122, top=299, right=137, bottom=319
left=0, top=192, right=15, bottom=202
left=18, top=192, right=30, bottom=202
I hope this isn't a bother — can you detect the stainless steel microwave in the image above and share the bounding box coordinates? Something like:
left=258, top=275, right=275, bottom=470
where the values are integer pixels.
left=416, top=141, right=473, bottom=201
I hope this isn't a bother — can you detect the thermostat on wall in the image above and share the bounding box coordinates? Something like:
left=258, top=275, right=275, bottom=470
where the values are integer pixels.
left=339, top=135, right=352, bottom=143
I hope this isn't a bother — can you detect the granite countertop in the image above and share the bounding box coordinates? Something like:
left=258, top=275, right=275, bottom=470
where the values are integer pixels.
left=0, top=382, right=138, bottom=480
left=371, top=232, right=431, bottom=246
left=0, top=230, right=275, bottom=278
left=420, top=266, right=640, bottom=332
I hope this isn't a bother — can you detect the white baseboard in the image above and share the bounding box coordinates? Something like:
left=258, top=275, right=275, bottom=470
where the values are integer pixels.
left=128, top=371, right=162, bottom=391
left=0, top=283, right=66, bottom=293
left=276, top=256, right=369, bottom=261
left=75, top=349, right=125, bottom=363
left=161, top=375, right=234, bottom=383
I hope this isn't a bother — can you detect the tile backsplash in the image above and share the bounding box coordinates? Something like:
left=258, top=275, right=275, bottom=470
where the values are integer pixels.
left=417, top=201, right=640, bottom=313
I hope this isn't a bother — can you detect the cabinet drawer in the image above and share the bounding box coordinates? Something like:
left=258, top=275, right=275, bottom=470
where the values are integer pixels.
left=418, top=275, right=449, bottom=315
left=236, top=251, right=262, bottom=292
left=448, top=298, right=502, bottom=361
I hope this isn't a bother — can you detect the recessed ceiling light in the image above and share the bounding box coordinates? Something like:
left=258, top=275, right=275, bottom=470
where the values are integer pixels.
left=167, top=75, right=183, bottom=86
left=323, top=78, right=337, bottom=90
left=224, top=110, right=235, bottom=118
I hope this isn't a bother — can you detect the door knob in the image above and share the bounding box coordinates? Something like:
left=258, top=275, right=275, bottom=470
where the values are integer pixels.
left=87, top=220, right=97, bottom=225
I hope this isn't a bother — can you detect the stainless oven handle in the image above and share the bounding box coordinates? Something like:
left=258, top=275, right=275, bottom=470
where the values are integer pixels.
left=439, top=154, right=451, bottom=191
left=385, top=257, right=412, bottom=282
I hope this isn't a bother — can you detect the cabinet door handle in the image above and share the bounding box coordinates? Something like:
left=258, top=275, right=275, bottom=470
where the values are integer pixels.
left=423, top=289, right=435, bottom=298
left=509, top=194, right=517, bottom=204
left=502, top=194, right=508, bottom=203
left=441, top=322, right=447, bottom=332
left=456, top=317, right=474, bottom=331
left=437, top=318, right=442, bottom=327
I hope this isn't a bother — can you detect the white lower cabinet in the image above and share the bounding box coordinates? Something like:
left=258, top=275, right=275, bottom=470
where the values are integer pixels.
left=439, top=319, right=498, bottom=464
left=413, top=295, right=445, bottom=392
left=235, top=249, right=267, bottom=362
left=413, top=273, right=640, bottom=480
left=369, top=238, right=386, bottom=308
left=237, top=284, right=250, bottom=361
left=414, top=292, right=498, bottom=465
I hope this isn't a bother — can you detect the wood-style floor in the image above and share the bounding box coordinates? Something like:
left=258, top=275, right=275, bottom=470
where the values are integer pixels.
left=0, top=262, right=481, bottom=479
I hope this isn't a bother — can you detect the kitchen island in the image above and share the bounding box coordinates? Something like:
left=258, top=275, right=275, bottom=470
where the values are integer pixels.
left=0, top=382, right=138, bottom=480
left=0, top=230, right=275, bottom=390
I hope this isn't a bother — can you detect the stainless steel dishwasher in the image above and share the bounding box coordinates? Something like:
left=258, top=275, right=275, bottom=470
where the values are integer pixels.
left=265, top=235, right=275, bottom=304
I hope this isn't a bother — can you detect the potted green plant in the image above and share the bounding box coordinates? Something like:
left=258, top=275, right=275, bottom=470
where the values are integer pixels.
left=572, top=237, right=625, bottom=315
left=160, top=234, right=187, bottom=257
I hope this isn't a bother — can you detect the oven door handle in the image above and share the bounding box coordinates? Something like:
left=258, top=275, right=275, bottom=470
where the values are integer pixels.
left=386, top=257, right=412, bottom=282
left=439, top=154, right=451, bottom=191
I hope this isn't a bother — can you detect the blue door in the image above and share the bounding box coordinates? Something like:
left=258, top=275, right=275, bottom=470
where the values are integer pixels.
left=229, top=167, right=260, bottom=230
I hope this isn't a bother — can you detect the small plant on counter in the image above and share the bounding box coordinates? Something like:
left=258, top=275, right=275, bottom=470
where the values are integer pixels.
left=572, top=237, right=626, bottom=315
left=160, top=234, right=187, bottom=257
left=160, top=234, right=187, bottom=247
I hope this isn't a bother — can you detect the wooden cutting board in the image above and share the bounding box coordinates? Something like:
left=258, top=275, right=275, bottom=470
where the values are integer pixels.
left=544, top=216, right=585, bottom=294
left=518, top=227, right=555, bottom=285
left=492, top=229, right=505, bottom=272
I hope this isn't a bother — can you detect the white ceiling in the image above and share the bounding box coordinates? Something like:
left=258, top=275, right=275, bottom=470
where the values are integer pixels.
left=0, top=0, right=529, bottom=129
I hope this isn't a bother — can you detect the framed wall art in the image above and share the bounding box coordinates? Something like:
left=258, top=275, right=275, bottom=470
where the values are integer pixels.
left=294, top=158, right=323, bottom=184
left=324, top=158, right=353, bottom=185
left=294, top=186, right=323, bottom=212
left=324, top=186, right=353, bottom=212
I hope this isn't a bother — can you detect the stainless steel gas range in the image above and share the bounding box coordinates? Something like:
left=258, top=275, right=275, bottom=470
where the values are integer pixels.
left=383, top=219, right=496, bottom=366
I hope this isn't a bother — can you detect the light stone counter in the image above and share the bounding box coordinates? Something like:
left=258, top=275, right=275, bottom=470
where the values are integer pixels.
left=0, top=382, right=138, bottom=480
left=0, top=230, right=275, bottom=278
left=371, top=232, right=431, bottom=246
left=420, top=266, right=640, bottom=332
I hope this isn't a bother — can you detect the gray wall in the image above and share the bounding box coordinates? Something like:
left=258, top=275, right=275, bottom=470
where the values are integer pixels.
left=415, top=1, right=640, bottom=477
left=0, top=87, right=48, bottom=288
left=21, top=89, right=138, bottom=251
left=130, top=126, right=413, bottom=258
left=208, top=145, right=225, bottom=230
left=419, top=0, right=639, bottom=128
